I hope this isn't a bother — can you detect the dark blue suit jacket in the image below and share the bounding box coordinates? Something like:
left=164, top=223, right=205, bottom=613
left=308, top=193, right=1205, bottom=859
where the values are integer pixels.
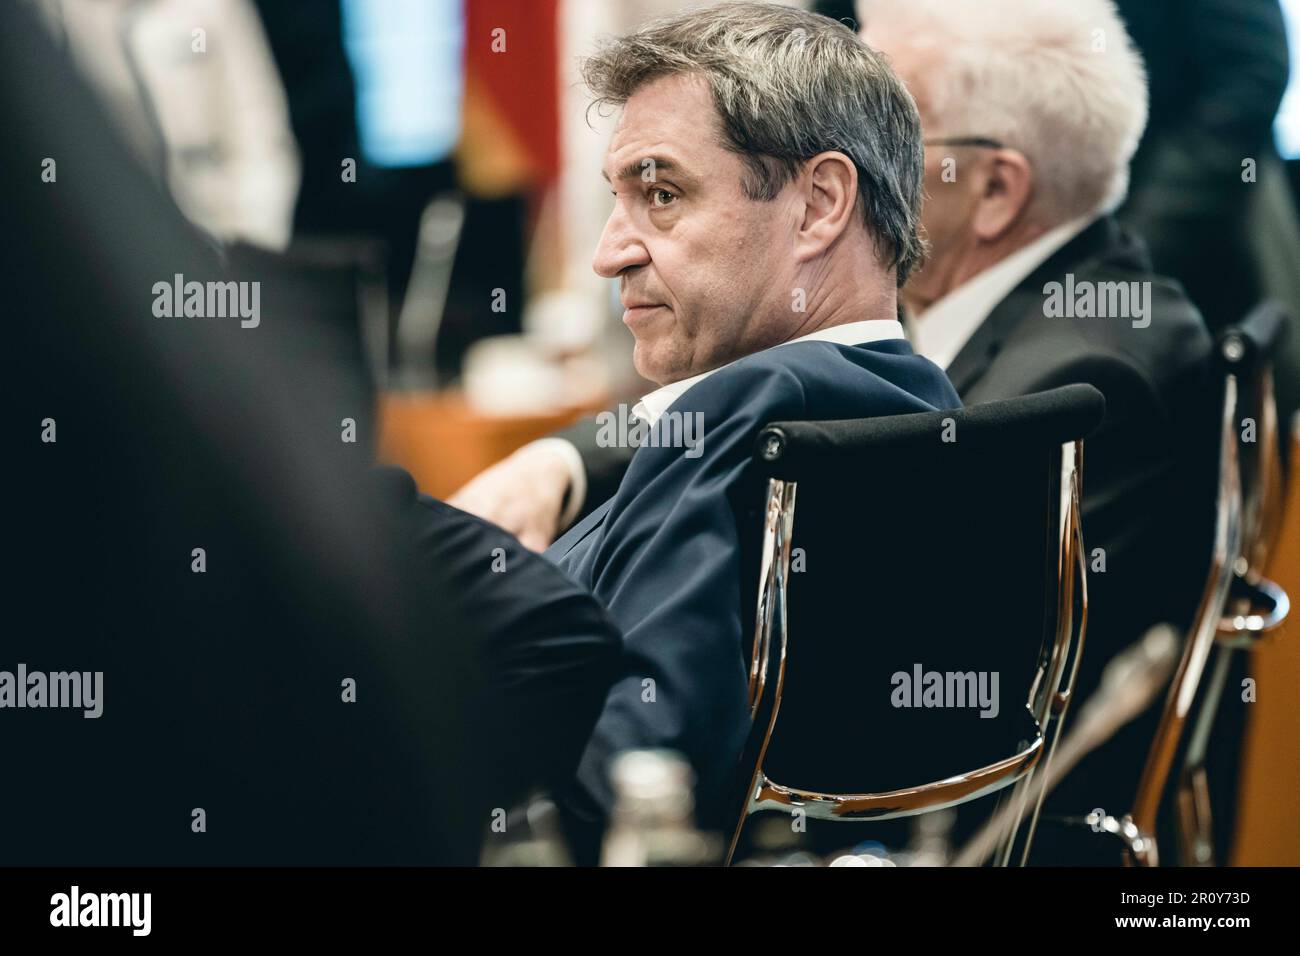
left=545, top=337, right=960, bottom=826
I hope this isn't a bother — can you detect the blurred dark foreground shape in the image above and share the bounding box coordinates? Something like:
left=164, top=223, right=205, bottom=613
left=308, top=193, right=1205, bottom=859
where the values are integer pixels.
left=0, top=0, right=618, bottom=865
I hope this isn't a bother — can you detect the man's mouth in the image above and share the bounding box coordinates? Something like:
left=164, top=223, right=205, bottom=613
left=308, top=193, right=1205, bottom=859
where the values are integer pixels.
left=622, top=303, right=667, bottom=327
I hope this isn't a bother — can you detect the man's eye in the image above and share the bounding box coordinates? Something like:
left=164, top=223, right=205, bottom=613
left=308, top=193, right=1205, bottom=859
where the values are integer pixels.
left=650, top=189, right=676, bottom=208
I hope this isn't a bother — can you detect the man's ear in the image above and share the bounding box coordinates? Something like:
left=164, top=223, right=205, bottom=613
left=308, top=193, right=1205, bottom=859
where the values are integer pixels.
left=794, top=151, right=858, bottom=262
left=971, top=149, right=1034, bottom=242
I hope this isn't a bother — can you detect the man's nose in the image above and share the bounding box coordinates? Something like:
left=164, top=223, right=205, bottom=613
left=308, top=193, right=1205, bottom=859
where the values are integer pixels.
left=592, top=204, right=650, bottom=278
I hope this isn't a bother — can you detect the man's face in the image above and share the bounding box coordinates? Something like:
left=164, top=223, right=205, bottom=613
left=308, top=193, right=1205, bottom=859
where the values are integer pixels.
left=594, top=73, right=798, bottom=386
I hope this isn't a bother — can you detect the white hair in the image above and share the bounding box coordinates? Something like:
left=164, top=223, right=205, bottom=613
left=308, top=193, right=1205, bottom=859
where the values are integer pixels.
left=858, top=0, right=1149, bottom=224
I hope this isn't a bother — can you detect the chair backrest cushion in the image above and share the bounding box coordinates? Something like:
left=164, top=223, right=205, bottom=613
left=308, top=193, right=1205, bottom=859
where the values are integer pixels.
left=746, top=385, right=1104, bottom=797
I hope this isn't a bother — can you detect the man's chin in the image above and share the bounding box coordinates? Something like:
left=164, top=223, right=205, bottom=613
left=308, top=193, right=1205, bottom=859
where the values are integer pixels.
left=632, top=342, right=685, bottom=388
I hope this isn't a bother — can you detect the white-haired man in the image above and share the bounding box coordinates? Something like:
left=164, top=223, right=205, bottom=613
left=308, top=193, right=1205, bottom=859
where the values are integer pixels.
left=856, top=0, right=1227, bottom=861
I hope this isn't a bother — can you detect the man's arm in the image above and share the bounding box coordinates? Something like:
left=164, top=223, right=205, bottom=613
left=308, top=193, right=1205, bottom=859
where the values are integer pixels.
left=447, top=412, right=638, bottom=551
left=557, top=365, right=808, bottom=832
left=383, top=466, right=625, bottom=805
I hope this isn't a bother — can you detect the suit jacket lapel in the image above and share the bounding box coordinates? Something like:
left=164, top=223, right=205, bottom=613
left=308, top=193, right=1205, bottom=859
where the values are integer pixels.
left=944, top=289, right=1036, bottom=394
left=545, top=497, right=614, bottom=562
left=944, top=217, right=1129, bottom=395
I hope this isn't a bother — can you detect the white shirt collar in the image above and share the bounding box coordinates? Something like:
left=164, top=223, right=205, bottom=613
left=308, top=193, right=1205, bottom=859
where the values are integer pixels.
left=911, top=214, right=1095, bottom=370
left=632, top=319, right=905, bottom=425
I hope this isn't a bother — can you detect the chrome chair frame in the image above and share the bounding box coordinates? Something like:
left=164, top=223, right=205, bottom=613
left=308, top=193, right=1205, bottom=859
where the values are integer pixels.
left=1125, top=374, right=1242, bottom=867
left=726, top=439, right=1090, bottom=867
left=1176, top=364, right=1290, bottom=866
left=997, top=443, right=1090, bottom=867
left=1126, top=339, right=1291, bottom=867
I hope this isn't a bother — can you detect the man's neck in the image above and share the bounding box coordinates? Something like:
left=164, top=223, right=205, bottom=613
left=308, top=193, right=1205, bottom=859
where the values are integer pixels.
left=779, top=297, right=896, bottom=344
left=908, top=219, right=1052, bottom=313
left=776, top=256, right=898, bottom=344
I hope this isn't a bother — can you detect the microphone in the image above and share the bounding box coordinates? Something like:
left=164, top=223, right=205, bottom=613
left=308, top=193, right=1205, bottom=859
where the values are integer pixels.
left=951, top=624, right=1181, bottom=867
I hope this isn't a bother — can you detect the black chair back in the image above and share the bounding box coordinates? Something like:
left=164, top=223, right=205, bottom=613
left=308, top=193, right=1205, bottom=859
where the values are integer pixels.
left=727, top=384, right=1105, bottom=857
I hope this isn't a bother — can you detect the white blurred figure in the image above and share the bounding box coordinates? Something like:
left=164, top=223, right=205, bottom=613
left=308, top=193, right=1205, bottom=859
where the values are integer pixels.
left=34, top=0, right=300, bottom=251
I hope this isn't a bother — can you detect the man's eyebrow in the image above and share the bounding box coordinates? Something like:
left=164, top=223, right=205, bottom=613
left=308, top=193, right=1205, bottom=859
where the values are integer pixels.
left=602, top=157, right=689, bottom=184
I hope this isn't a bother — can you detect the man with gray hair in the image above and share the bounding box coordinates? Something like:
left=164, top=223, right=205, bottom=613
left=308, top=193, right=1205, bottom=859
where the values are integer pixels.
left=456, top=2, right=958, bottom=841
left=457, top=0, right=1222, bottom=860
